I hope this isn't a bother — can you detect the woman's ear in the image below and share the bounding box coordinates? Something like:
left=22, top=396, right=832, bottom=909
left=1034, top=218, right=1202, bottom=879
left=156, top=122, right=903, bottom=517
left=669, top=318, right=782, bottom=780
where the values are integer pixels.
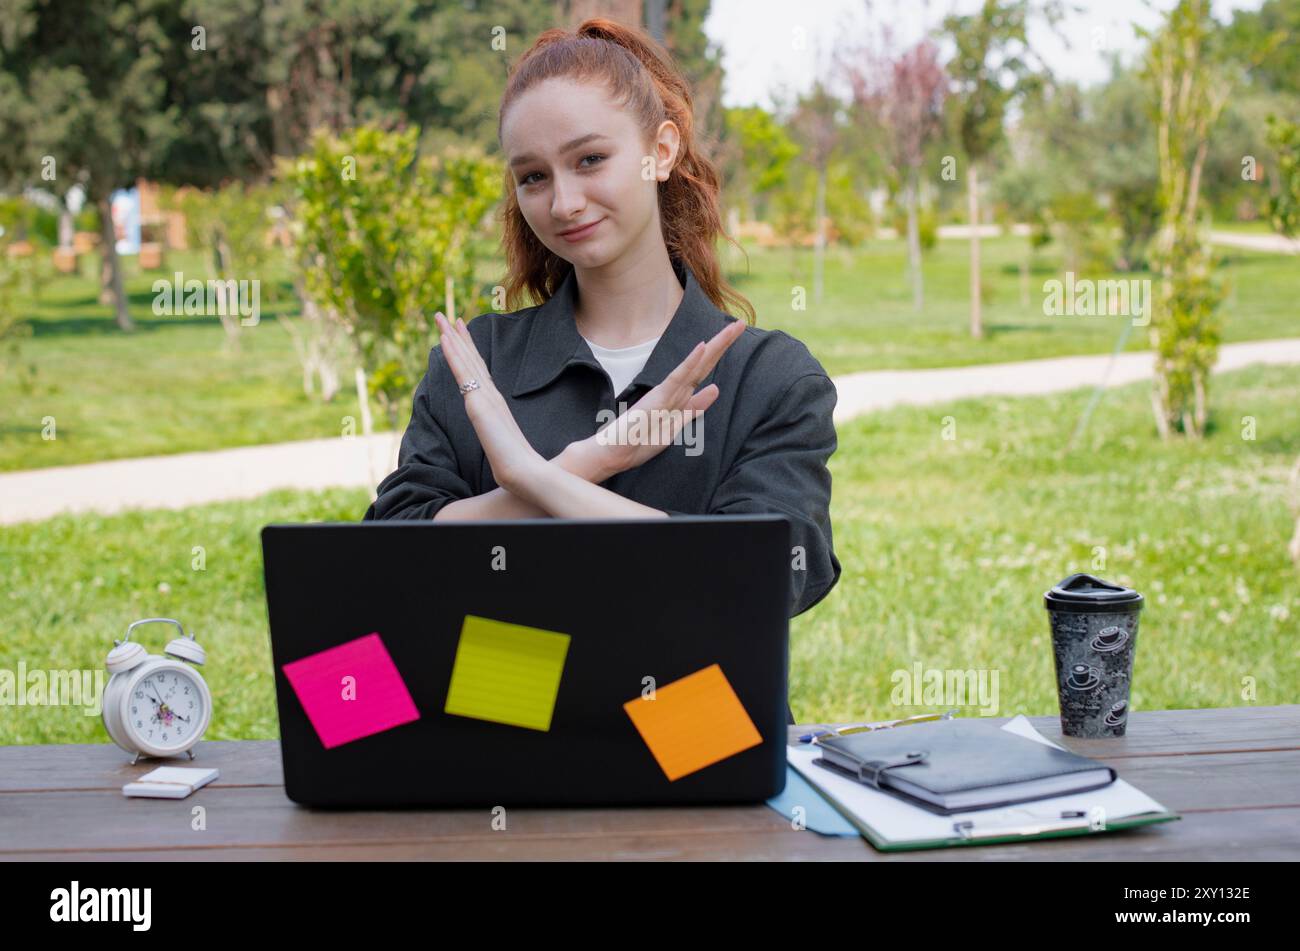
left=652, top=119, right=681, bottom=183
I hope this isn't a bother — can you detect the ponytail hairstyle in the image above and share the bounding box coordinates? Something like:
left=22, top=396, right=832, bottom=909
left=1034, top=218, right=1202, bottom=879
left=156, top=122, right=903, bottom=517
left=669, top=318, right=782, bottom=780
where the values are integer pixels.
left=496, top=17, right=755, bottom=324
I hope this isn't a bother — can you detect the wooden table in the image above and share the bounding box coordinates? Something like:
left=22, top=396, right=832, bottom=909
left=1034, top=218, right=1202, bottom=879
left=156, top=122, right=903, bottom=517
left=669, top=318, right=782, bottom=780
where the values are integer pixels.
left=3, top=705, right=1297, bottom=860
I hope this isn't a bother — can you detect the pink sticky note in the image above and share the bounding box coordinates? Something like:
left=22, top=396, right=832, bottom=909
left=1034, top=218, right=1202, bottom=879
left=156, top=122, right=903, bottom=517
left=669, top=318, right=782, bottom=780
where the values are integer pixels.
left=281, top=632, right=420, bottom=749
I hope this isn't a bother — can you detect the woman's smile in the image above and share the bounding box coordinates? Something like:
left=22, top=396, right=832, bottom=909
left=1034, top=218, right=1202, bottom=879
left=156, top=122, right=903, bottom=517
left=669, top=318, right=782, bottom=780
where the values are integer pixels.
left=558, top=217, right=605, bottom=242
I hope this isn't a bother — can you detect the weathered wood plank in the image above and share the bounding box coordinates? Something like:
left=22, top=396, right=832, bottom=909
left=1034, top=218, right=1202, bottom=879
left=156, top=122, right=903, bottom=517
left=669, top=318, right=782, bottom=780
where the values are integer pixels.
left=3, top=807, right=1296, bottom=861
left=0, top=739, right=283, bottom=792
left=1023, top=706, right=1300, bottom=758
left=0, top=786, right=793, bottom=853
left=1, top=750, right=1296, bottom=854
left=3, top=705, right=1296, bottom=860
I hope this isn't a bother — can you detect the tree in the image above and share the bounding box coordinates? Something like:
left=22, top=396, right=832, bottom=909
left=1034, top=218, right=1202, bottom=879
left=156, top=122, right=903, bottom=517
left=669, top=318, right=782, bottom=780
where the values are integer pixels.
left=1225, top=0, right=1300, bottom=97
left=176, top=0, right=557, bottom=172
left=1005, top=81, right=1119, bottom=275
left=719, top=106, right=800, bottom=222
left=941, top=0, right=1047, bottom=337
left=0, top=0, right=190, bottom=331
left=1087, top=66, right=1161, bottom=271
left=1140, top=0, right=1233, bottom=440
left=1266, top=116, right=1300, bottom=237
left=845, top=37, right=947, bottom=310
left=1261, top=114, right=1300, bottom=567
left=787, top=79, right=846, bottom=305
left=0, top=212, right=35, bottom=387
left=169, top=182, right=287, bottom=353
left=661, top=0, right=727, bottom=154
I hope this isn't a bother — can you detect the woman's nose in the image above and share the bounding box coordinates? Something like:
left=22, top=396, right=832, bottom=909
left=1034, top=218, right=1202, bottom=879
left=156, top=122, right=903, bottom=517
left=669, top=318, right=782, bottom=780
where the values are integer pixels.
left=550, top=174, right=585, bottom=219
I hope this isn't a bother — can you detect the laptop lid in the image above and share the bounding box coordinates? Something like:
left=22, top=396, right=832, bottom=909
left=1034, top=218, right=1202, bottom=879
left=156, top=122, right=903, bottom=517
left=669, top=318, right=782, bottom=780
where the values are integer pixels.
left=261, top=515, right=791, bottom=807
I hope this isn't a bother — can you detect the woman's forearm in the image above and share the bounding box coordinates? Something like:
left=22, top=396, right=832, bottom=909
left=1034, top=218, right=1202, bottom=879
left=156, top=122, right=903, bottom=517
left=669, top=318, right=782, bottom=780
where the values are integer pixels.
left=433, top=485, right=551, bottom=521
left=433, top=440, right=617, bottom=521
left=505, top=452, right=669, bottom=520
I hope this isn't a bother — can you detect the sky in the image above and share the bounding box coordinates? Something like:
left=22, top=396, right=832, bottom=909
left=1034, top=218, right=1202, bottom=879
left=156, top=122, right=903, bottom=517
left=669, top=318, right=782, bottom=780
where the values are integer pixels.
left=703, top=0, right=1266, bottom=111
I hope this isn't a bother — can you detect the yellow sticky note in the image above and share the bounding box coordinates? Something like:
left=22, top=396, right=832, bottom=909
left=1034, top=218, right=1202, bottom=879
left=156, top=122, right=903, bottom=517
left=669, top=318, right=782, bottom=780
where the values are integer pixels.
left=623, top=664, right=762, bottom=781
left=444, top=614, right=571, bottom=731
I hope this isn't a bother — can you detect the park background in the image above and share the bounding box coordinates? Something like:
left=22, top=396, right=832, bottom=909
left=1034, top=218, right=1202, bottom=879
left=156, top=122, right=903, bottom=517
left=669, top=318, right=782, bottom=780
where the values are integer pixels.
left=1, top=0, right=1298, bottom=744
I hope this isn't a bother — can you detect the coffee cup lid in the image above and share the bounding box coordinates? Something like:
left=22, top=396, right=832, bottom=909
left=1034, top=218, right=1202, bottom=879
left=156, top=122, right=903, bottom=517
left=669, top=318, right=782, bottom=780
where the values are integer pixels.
left=1044, top=573, right=1143, bottom=613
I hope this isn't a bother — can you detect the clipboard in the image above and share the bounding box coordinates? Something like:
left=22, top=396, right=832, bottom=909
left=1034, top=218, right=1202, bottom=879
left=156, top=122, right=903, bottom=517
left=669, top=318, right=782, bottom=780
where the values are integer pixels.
left=787, top=715, right=1181, bottom=852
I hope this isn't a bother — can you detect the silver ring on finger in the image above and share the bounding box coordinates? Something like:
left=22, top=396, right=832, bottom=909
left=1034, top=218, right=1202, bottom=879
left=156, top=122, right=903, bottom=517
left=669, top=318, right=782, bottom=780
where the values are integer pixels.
left=458, top=379, right=481, bottom=396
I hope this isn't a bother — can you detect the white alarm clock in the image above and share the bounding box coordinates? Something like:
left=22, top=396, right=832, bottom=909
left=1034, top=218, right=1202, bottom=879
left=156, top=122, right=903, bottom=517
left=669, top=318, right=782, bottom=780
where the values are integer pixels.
left=102, top=617, right=212, bottom=763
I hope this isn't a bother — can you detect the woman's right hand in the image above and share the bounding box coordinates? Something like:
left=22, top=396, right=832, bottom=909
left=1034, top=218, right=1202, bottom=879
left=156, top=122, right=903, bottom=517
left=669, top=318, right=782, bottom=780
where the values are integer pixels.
left=582, top=317, right=746, bottom=478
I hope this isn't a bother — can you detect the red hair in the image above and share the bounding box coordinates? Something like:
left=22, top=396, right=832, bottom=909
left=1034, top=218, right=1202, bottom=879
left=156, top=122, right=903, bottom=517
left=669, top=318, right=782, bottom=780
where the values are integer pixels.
left=496, top=17, right=754, bottom=324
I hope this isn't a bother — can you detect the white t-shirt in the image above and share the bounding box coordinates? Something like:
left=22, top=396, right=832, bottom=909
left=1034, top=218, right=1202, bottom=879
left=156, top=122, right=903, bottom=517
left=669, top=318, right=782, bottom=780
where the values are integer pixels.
left=580, top=333, right=661, bottom=399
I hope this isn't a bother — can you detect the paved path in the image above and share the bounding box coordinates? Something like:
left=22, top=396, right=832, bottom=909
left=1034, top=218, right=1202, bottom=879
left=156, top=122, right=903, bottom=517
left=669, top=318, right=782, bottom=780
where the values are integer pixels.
left=829, top=337, right=1300, bottom=422
left=1, top=433, right=402, bottom=525
left=905, top=224, right=1298, bottom=252
left=1209, top=230, right=1300, bottom=254
left=3, top=338, right=1299, bottom=525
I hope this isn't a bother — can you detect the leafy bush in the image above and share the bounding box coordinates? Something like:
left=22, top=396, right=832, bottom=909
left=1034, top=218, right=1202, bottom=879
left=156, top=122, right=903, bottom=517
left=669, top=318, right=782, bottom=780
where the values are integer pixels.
left=890, top=201, right=938, bottom=251
left=278, top=125, right=500, bottom=428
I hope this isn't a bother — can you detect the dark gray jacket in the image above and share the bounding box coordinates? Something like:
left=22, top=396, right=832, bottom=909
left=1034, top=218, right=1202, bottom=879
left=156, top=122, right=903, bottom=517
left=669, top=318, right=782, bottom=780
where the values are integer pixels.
left=364, top=256, right=842, bottom=619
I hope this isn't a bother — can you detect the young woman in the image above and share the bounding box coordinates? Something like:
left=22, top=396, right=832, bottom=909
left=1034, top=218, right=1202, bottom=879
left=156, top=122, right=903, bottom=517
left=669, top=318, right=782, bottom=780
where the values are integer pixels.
left=365, top=19, right=841, bottom=661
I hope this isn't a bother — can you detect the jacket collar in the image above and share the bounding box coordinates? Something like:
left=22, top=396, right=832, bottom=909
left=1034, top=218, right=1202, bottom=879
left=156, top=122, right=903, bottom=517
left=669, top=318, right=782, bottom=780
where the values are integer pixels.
left=510, top=256, right=730, bottom=399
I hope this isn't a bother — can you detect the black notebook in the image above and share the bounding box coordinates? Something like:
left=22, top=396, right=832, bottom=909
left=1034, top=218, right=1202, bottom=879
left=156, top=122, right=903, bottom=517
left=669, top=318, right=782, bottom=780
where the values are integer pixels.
left=813, top=718, right=1117, bottom=815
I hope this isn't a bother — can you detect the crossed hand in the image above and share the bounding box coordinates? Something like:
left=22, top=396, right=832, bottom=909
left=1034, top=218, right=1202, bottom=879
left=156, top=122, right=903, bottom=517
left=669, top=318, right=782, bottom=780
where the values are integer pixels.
left=432, top=311, right=745, bottom=490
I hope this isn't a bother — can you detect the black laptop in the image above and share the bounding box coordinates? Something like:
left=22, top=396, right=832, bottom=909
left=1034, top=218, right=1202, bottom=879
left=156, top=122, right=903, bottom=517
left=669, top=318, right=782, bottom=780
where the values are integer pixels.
left=261, top=516, right=791, bottom=808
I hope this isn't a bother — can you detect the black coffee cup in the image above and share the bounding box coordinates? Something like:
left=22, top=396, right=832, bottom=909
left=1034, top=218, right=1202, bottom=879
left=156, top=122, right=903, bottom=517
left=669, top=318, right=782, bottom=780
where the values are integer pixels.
left=1044, top=573, right=1143, bottom=737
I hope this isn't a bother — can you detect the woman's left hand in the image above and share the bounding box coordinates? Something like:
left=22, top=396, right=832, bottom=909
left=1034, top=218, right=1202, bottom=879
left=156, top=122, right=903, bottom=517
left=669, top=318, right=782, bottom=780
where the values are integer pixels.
left=433, top=311, right=542, bottom=493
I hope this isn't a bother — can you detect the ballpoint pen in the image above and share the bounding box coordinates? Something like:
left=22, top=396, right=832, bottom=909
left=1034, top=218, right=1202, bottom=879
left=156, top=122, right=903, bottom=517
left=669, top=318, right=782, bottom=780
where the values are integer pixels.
left=797, top=709, right=959, bottom=743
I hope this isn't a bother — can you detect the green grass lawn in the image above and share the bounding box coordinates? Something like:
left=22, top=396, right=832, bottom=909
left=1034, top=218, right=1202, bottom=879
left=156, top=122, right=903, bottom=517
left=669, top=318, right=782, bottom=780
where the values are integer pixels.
left=3, top=238, right=1297, bottom=472
left=1, top=250, right=376, bottom=473
left=3, top=364, right=1295, bottom=745
left=1210, top=219, right=1283, bottom=235
left=740, top=238, right=1300, bottom=376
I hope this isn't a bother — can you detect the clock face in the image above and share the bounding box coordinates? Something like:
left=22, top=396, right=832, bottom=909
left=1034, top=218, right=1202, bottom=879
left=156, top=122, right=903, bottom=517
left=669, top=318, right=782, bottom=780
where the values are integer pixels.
left=128, top=667, right=206, bottom=751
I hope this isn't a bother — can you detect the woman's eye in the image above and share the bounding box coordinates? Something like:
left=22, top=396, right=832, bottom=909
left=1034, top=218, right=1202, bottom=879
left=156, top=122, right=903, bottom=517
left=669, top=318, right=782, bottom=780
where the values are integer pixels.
left=520, top=155, right=605, bottom=188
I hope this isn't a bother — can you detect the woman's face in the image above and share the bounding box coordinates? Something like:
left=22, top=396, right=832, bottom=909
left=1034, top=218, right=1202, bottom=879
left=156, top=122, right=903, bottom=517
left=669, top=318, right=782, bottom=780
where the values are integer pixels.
left=501, top=77, right=679, bottom=271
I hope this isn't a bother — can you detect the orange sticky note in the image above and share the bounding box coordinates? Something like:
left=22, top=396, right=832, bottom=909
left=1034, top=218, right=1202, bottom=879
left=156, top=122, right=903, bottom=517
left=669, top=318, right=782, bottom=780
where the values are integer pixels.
left=623, top=664, right=762, bottom=781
